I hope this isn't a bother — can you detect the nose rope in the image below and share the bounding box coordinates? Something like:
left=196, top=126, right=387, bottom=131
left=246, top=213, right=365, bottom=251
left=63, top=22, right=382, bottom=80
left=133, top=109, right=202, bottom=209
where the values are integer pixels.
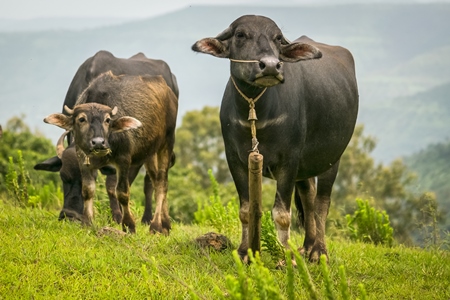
left=230, top=76, right=267, bottom=153
left=229, top=58, right=259, bottom=63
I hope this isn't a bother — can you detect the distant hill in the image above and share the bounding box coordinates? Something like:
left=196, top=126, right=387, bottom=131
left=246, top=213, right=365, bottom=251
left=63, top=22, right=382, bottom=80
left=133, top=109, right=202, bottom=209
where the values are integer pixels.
left=0, top=17, right=135, bottom=32
left=365, top=82, right=450, bottom=161
left=404, top=140, right=450, bottom=230
left=0, top=3, right=449, bottom=162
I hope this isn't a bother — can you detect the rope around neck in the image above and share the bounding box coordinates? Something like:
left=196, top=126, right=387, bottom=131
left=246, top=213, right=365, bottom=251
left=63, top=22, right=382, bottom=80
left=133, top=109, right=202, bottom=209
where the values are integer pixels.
left=230, top=76, right=267, bottom=152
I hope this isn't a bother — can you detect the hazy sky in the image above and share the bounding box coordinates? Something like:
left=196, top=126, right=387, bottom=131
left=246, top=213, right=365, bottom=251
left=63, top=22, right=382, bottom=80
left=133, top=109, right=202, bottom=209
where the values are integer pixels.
left=1, top=0, right=444, bottom=20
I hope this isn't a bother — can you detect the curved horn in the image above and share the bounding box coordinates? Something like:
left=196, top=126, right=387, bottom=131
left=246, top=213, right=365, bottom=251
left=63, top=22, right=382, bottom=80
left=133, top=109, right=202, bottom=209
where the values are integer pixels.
left=56, top=130, right=69, bottom=159
left=64, top=105, right=74, bottom=115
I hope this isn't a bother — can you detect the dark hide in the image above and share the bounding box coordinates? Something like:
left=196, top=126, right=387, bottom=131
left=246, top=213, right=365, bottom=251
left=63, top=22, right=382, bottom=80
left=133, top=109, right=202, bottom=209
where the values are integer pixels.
left=192, top=15, right=358, bottom=262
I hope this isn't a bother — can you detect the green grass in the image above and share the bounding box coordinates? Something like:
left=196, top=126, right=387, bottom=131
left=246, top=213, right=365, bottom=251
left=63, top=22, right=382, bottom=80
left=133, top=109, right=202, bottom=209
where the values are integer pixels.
left=1, top=201, right=449, bottom=299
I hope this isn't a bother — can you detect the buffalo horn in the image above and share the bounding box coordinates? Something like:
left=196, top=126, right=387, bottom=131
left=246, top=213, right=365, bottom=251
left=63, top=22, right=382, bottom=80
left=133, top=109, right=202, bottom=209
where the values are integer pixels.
left=64, top=105, right=74, bottom=115
left=56, top=130, right=69, bottom=159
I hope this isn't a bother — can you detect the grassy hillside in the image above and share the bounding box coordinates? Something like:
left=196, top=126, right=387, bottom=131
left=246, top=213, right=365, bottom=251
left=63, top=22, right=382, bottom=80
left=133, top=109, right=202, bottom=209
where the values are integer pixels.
left=1, top=200, right=449, bottom=299
left=0, top=4, right=449, bottom=163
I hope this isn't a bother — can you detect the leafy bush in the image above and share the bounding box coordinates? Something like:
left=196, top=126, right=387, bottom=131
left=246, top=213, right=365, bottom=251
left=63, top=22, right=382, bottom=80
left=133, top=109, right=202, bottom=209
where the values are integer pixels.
left=346, top=198, right=394, bottom=246
left=5, top=150, right=62, bottom=209
left=194, top=169, right=240, bottom=237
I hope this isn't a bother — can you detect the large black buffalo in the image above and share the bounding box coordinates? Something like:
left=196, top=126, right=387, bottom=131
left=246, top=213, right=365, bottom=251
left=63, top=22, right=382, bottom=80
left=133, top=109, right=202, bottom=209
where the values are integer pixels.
left=43, top=72, right=178, bottom=233
left=192, top=15, right=358, bottom=262
left=34, top=51, right=178, bottom=224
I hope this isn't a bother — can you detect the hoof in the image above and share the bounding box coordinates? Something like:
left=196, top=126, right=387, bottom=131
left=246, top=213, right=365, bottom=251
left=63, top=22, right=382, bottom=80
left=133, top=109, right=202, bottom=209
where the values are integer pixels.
left=59, top=209, right=84, bottom=222
left=149, top=222, right=170, bottom=236
left=309, top=244, right=328, bottom=263
left=122, top=223, right=136, bottom=234
left=111, top=211, right=123, bottom=224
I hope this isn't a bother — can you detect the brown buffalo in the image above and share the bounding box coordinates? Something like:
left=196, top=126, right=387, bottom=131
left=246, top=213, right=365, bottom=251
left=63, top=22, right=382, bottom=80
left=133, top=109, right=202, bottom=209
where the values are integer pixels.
left=44, top=72, right=178, bottom=234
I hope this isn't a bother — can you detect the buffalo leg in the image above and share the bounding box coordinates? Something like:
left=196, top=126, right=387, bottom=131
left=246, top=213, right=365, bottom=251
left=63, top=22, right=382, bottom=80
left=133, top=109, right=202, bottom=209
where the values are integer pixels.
left=80, top=168, right=98, bottom=225
left=295, top=178, right=318, bottom=259
left=146, top=151, right=171, bottom=235
left=309, top=161, right=339, bottom=262
left=272, top=171, right=297, bottom=249
left=141, top=173, right=154, bottom=225
left=228, top=161, right=251, bottom=261
left=125, top=165, right=154, bottom=225
left=105, top=174, right=122, bottom=224
left=116, top=166, right=136, bottom=233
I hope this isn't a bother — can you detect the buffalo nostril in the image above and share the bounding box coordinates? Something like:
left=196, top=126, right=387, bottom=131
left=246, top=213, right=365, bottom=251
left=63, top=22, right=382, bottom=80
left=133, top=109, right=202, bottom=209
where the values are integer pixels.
left=91, top=137, right=105, bottom=147
left=259, top=62, right=266, bottom=70
left=276, top=62, right=282, bottom=70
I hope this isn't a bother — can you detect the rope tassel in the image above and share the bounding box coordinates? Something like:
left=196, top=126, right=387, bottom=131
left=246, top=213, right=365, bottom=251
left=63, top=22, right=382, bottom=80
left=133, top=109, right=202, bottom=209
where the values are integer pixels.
left=230, top=76, right=267, bottom=153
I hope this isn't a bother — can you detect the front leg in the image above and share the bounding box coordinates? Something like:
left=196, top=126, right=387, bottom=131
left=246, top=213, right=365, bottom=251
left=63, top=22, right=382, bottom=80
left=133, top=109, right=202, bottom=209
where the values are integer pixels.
left=80, top=166, right=98, bottom=225
left=228, top=158, right=250, bottom=262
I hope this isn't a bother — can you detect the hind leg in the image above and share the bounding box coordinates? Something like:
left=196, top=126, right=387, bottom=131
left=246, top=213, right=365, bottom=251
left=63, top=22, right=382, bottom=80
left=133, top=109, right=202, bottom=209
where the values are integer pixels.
left=145, top=150, right=171, bottom=235
left=309, top=161, right=340, bottom=262
left=295, top=178, right=317, bottom=258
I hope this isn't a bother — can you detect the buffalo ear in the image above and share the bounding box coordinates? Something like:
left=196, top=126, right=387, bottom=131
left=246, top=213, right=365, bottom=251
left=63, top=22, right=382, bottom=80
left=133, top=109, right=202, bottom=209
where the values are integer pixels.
left=191, top=38, right=230, bottom=58
left=34, top=156, right=62, bottom=172
left=44, top=113, right=72, bottom=130
left=280, top=43, right=322, bottom=62
left=111, top=116, right=142, bottom=133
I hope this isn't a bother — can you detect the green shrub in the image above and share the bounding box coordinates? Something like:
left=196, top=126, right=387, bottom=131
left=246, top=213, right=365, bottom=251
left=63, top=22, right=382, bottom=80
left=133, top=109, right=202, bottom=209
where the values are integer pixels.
left=4, top=150, right=62, bottom=209
left=346, top=198, right=394, bottom=246
left=260, top=211, right=285, bottom=262
left=194, top=169, right=240, bottom=236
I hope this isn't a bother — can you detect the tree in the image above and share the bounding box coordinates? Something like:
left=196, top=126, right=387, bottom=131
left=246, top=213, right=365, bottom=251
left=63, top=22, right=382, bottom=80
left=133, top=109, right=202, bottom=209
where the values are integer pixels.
left=333, top=124, right=444, bottom=245
left=0, top=116, right=60, bottom=194
left=174, top=106, right=230, bottom=187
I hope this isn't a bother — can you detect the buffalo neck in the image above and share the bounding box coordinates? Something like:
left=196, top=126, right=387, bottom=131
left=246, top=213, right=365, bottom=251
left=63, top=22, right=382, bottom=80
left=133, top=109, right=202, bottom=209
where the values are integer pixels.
left=228, top=76, right=275, bottom=120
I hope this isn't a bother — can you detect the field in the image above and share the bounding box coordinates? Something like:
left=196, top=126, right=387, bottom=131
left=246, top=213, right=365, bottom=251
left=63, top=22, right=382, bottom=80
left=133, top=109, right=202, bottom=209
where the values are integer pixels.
left=1, top=200, right=449, bottom=299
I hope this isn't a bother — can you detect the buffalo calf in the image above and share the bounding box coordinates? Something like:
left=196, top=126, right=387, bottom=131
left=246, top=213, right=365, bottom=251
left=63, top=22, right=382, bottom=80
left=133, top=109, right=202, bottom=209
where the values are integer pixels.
left=44, top=72, right=178, bottom=234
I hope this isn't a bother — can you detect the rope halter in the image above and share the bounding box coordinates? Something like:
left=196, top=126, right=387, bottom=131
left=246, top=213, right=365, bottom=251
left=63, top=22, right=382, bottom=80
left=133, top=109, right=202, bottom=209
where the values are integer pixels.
left=230, top=75, right=267, bottom=153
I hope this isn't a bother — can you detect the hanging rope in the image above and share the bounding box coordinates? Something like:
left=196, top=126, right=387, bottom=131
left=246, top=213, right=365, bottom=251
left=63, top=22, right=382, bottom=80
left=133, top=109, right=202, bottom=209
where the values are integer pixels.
left=230, top=76, right=267, bottom=152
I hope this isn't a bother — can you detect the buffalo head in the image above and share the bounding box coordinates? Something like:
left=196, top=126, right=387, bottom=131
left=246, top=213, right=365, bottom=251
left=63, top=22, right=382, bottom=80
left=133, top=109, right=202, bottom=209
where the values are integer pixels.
left=192, top=15, right=322, bottom=88
left=44, top=103, right=142, bottom=159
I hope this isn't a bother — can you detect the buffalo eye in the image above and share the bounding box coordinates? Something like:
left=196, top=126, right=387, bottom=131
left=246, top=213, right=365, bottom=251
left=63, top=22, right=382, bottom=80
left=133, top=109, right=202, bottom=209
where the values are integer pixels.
left=105, top=117, right=111, bottom=124
left=276, top=35, right=282, bottom=42
left=78, top=117, right=86, bottom=123
left=235, top=31, right=245, bottom=39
